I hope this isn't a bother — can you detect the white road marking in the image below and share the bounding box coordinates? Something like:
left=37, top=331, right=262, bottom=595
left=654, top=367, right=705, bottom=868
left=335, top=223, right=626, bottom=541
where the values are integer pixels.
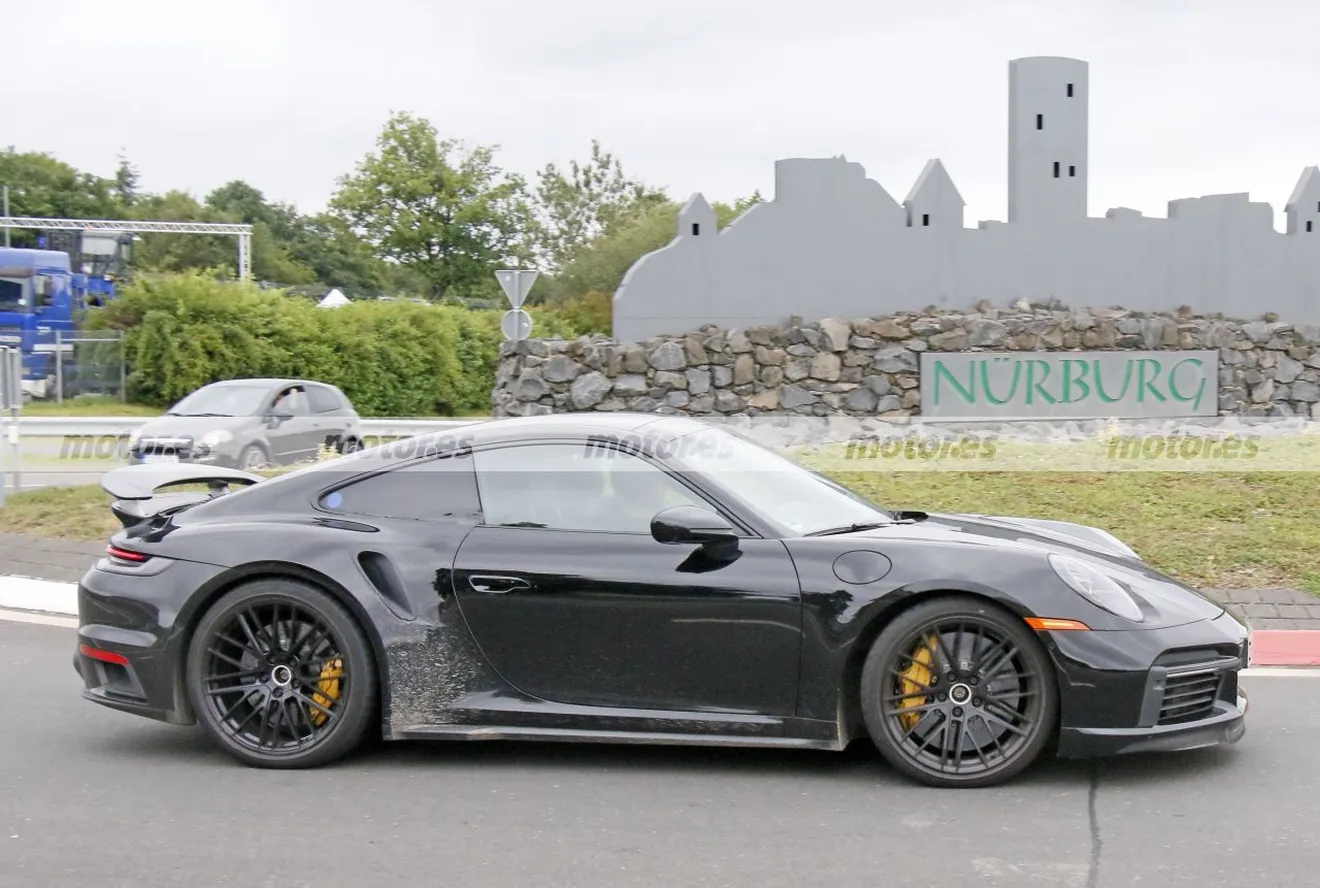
left=1242, top=667, right=1320, bottom=678
left=0, top=576, right=77, bottom=615
left=0, top=609, right=78, bottom=628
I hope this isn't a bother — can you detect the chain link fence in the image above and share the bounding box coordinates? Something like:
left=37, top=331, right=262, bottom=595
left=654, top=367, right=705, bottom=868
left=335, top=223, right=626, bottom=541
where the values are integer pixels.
left=26, top=329, right=127, bottom=403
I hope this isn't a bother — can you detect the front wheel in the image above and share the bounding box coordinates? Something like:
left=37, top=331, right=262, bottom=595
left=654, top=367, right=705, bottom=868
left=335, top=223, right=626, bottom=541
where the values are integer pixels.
left=859, top=596, right=1058, bottom=788
left=185, top=579, right=378, bottom=768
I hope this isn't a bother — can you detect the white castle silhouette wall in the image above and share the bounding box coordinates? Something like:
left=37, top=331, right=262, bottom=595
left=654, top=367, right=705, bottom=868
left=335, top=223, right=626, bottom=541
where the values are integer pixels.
left=612, top=56, right=1320, bottom=343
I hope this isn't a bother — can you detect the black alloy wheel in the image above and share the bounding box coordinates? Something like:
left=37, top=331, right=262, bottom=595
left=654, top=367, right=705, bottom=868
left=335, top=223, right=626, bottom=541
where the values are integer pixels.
left=859, top=596, right=1058, bottom=788
left=186, top=579, right=377, bottom=768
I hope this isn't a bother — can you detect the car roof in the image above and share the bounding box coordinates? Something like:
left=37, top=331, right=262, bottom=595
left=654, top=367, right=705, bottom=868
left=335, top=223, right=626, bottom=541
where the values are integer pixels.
left=202, top=378, right=334, bottom=389
left=421, top=412, right=714, bottom=447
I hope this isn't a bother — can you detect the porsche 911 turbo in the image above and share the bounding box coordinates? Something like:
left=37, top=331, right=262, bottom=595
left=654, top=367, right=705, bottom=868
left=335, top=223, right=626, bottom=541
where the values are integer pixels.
left=72, top=413, right=1249, bottom=787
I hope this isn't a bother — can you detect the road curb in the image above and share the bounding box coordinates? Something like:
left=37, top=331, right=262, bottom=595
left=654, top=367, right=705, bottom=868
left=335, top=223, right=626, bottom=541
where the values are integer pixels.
left=3, top=573, right=1319, bottom=667
left=1248, top=630, right=1320, bottom=667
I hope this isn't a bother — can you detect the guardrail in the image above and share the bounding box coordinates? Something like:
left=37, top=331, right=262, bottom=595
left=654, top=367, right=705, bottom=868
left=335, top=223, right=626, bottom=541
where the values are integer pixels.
left=3, top=416, right=488, bottom=439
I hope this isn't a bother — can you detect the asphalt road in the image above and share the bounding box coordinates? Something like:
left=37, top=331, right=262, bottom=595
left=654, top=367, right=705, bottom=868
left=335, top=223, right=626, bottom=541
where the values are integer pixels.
left=3, top=619, right=1318, bottom=888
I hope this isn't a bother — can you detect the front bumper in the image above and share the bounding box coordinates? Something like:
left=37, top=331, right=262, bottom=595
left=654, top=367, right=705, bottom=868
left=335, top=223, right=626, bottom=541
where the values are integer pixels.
left=1046, top=609, right=1250, bottom=759
left=129, top=449, right=240, bottom=469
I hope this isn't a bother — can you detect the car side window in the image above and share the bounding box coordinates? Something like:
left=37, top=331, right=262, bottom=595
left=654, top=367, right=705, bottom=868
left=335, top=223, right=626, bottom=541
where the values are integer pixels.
left=306, top=385, right=341, bottom=414
left=273, top=386, right=310, bottom=416
left=318, top=455, right=482, bottom=522
left=472, top=442, right=708, bottom=534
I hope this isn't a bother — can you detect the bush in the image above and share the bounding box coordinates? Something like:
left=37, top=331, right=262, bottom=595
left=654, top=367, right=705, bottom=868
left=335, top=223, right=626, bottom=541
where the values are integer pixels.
left=84, top=271, right=591, bottom=415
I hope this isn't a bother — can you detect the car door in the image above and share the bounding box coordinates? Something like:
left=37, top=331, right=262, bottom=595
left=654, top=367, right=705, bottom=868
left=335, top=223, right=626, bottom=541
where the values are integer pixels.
left=451, top=440, right=804, bottom=717
left=266, top=384, right=320, bottom=462
left=305, top=383, right=350, bottom=450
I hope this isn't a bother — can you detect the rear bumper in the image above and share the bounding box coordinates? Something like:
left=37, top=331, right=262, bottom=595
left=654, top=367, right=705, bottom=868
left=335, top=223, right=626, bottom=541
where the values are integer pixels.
left=72, top=557, right=231, bottom=727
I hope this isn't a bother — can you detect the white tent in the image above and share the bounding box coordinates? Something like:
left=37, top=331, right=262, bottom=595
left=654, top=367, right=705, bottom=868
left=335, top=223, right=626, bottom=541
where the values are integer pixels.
left=317, top=288, right=349, bottom=308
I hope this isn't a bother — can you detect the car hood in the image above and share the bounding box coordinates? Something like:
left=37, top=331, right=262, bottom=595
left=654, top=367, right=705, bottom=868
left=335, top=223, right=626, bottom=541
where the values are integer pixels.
left=844, top=511, right=1226, bottom=627
left=135, top=415, right=255, bottom=439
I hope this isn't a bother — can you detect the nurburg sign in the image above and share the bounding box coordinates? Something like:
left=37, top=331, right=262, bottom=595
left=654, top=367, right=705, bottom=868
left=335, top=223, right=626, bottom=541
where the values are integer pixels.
left=920, top=350, right=1220, bottom=419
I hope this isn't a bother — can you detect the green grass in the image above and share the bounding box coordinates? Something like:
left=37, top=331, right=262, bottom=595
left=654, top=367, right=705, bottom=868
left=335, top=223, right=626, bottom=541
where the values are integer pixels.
left=836, top=471, right=1320, bottom=594
left=21, top=395, right=159, bottom=416
left=2, top=467, right=1317, bottom=594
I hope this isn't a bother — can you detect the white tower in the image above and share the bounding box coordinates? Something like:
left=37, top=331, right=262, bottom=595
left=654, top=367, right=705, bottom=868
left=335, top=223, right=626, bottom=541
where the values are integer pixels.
left=1008, top=56, right=1089, bottom=225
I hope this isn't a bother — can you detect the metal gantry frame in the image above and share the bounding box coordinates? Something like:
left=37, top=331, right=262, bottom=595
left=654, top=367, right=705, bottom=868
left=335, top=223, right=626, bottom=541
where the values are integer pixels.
left=0, top=216, right=255, bottom=279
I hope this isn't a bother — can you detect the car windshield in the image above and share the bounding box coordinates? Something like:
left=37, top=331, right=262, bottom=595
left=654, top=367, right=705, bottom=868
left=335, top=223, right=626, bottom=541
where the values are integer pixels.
left=168, top=384, right=270, bottom=417
left=672, top=426, right=892, bottom=536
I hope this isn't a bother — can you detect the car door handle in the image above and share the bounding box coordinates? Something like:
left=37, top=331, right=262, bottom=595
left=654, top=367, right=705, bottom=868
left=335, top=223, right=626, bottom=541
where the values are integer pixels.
left=468, top=575, right=532, bottom=594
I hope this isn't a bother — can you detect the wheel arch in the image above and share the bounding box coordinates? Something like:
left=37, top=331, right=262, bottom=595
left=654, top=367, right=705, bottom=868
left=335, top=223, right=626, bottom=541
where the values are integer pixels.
left=835, top=585, right=1063, bottom=744
left=172, top=560, right=390, bottom=730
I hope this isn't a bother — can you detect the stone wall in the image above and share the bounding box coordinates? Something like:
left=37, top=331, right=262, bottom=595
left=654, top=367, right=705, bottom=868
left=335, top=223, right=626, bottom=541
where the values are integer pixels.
left=492, top=304, right=1320, bottom=420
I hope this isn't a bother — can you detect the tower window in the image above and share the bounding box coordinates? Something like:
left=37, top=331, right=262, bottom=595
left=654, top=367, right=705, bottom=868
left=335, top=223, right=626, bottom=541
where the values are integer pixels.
left=691, top=223, right=700, bottom=235
left=1066, top=83, right=1074, bottom=97
left=1036, top=114, right=1043, bottom=130
left=1309, top=221, right=1314, bottom=233
left=1053, top=162, right=1060, bottom=178
left=1069, top=165, right=1076, bottom=177
left=922, top=213, right=930, bottom=227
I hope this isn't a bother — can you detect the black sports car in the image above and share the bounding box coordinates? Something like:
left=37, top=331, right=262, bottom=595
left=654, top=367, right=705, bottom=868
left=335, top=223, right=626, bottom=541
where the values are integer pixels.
left=73, top=413, right=1249, bottom=787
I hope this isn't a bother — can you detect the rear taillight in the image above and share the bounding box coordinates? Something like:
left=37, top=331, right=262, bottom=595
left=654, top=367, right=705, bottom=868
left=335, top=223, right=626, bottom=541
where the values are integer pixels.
left=79, top=643, right=129, bottom=666
left=106, top=544, right=149, bottom=564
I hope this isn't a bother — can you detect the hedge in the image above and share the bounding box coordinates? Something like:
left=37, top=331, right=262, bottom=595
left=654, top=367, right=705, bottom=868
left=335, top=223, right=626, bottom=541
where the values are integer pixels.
left=83, top=272, right=591, bottom=416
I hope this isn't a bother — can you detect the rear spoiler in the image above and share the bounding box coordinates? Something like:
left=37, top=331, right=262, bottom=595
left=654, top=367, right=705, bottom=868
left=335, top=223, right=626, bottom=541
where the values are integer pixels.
left=100, top=464, right=265, bottom=529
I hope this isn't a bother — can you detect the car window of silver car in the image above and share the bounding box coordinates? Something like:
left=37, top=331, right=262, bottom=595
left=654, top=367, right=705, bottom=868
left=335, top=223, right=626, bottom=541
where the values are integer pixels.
left=472, top=442, right=710, bottom=534
left=272, top=387, right=310, bottom=416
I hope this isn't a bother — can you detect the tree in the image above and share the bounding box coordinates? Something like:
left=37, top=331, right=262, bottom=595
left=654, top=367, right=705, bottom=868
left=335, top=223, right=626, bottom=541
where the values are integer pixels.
left=533, top=140, right=668, bottom=271
left=329, top=112, right=534, bottom=301
left=113, top=153, right=141, bottom=208
left=549, top=191, right=765, bottom=304
left=284, top=213, right=400, bottom=296
left=205, top=180, right=277, bottom=227
left=0, top=148, right=118, bottom=244
left=126, top=190, right=240, bottom=274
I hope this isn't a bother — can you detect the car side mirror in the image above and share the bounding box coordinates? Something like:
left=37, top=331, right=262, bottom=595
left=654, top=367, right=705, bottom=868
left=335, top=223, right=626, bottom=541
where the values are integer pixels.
left=265, top=411, right=291, bottom=427
left=651, top=505, right=739, bottom=547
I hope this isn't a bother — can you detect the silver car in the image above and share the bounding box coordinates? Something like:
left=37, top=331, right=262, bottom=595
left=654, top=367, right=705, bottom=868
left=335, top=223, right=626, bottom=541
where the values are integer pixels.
left=128, top=378, right=364, bottom=470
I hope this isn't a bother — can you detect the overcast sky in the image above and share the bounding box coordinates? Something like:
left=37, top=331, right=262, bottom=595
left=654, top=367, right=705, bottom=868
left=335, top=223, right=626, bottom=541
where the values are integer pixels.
left=10, top=0, right=1320, bottom=229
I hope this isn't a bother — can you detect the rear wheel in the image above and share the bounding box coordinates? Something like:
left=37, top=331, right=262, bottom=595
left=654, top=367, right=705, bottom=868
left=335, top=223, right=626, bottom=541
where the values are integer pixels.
left=859, top=596, right=1057, bottom=788
left=185, top=578, right=378, bottom=769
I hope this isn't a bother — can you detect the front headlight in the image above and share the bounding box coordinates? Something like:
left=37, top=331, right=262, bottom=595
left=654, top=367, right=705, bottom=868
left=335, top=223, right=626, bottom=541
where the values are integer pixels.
left=127, top=428, right=141, bottom=447
left=1048, top=554, right=1145, bottom=623
left=198, top=429, right=234, bottom=448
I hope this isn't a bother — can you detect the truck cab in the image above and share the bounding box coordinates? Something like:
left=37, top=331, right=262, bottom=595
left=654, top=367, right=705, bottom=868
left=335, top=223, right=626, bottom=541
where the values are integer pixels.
left=0, top=248, right=82, bottom=397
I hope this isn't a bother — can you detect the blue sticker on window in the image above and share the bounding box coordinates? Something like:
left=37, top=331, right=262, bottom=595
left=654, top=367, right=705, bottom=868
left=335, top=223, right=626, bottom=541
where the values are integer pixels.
left=324, top=491, right=343, bottom=509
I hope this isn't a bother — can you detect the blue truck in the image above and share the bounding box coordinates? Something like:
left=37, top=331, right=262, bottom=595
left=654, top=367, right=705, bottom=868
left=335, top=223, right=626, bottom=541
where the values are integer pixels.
left=0, top=244, right=119, bottom=399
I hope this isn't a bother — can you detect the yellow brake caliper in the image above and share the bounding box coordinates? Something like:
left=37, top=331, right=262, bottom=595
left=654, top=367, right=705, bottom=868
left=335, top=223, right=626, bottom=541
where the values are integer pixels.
left=896, top=637, right=937, bottom=730
left=309, top=658, right=344, bottom=727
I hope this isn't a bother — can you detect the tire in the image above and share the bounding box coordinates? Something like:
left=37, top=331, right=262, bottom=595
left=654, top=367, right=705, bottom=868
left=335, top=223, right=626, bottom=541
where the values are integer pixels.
left=238, top=444, right=270, bottom=471
left=338, top=436, right=360, bottom=455
left=859, top=595, right=1058, bottom=788
left=185, top=578, right=379, bottom=769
